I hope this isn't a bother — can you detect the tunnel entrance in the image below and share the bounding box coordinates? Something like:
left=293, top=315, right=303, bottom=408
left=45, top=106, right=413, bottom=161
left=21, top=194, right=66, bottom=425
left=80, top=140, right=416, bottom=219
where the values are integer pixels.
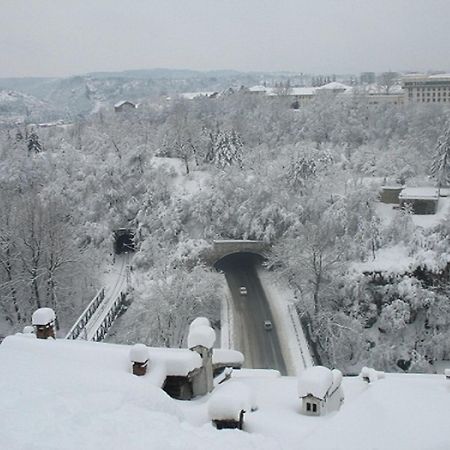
left=113, top=228, right=135, bottom=254
left=214, top=252, right=264, bottom=272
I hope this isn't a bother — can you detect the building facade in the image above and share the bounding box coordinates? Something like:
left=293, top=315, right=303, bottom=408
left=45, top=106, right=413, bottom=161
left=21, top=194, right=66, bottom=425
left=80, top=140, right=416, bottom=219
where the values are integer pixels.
left=402, top=74, right=450, bottom=103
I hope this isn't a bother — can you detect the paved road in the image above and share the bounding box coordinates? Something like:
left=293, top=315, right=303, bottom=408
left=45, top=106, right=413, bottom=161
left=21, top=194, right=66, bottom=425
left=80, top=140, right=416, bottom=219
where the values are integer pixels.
left=217, top=253, right=287, bottom=375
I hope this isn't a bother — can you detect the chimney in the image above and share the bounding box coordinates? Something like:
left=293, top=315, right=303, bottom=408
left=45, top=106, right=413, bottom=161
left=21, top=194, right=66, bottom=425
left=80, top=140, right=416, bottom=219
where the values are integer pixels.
left=31, top=308, right=56, bottom=339
left=188, top=320, right=215, bottom=396
left=130, top=344, right=149, bottom=376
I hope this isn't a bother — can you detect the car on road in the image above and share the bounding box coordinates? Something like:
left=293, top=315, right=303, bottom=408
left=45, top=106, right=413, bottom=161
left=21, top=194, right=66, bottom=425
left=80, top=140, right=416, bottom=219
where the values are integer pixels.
left=264, top=320, right=273, bottom=330
left=239, top=286, right=247, bottom=296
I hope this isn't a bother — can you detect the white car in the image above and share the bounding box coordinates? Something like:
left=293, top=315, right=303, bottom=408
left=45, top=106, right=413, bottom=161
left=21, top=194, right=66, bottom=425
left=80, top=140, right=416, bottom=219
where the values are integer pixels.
left=239, top=286, right=247, bottom=296
left=264, top=320, right=273, bottom=330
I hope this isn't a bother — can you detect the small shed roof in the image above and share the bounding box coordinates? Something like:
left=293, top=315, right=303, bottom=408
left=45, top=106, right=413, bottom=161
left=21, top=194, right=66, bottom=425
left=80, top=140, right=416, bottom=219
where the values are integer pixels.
left=114, top=100, right=136, bottom=108
left=298, top=366, right=334, bottom=400
left=399, top=187, right=439, bottom=201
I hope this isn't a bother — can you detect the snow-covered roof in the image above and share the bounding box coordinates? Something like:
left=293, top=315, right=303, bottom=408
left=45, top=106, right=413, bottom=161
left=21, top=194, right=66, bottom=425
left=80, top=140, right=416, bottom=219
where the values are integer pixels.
left=265, top=87, right=317, bottom=97
left=428, top=73, right=450, bottom=80
left=1, top=334, right=201, bottom=385
left=31, top=307, right=56, bottom=326
left=212, top=349, right=245, bottom=366
left=208, top=381, right=252, bottom=421
left=187, top=325, right=216, bottom=350
left=403, top=73, right=450, bottom=82
left=114, top=100, right=136, bottom=108
left=248, top=85, right=268, bottom=92
left=399, top=187, right=439, bottom=200
left=150, top=347, right=202, bottom=377
left=317, top=82, right=351, bottom=91
left=129, top=344, right=149, bottom=363
left=290, top=87, right=316, bottom=96
left=402, top=73, right=427, bottom=79
left=180, top=91, right=216, bottom=100
left=297, top=366, right=334, bottom=400
left=1, top=336, right=449, bottom=450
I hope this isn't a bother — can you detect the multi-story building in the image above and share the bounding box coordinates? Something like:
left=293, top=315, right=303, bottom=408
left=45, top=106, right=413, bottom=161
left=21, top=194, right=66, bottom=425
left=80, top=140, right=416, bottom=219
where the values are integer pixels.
left=402, top=74, right=450, bottom=103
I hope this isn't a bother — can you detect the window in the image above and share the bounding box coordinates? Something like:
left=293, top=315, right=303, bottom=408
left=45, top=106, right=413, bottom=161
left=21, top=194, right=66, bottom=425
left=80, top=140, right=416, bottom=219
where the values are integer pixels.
left=306, top=403, right=311, bottom=411
left=312, top=404, right=317, bottom=413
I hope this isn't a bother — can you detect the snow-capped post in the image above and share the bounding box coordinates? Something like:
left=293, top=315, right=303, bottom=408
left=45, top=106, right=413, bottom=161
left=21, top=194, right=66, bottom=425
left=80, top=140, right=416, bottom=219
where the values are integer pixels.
left=188, top=318, right=215, bottom=396
left=208, top=381, right=252, bottom=430
left=130, top=344, right=149, bottom=376
left=360, top=367, right=385, bottom=384
left=444, top=368, right=450, bottom=380
left=32, top=308, right=56, bottom=339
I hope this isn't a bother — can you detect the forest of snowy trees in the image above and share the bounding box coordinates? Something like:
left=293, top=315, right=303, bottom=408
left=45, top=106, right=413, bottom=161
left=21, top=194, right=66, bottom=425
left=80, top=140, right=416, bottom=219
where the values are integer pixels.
left=1, top=88, right=450, bottom=373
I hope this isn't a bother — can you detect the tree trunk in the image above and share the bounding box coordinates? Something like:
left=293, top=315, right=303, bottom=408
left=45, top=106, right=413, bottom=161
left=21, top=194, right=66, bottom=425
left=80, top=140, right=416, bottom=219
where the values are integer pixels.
left=183, top=155, right=190, bottom=175
left=31, top=267, right=41, bottom=309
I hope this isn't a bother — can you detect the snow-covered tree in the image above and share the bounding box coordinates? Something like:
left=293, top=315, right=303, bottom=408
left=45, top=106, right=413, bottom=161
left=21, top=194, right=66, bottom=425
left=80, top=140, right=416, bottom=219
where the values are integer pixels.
left=27, top=130, right=42, bottom=154
left=430, top=127, right=450, bottom=194
left=208, top=129, right=243, bottom=169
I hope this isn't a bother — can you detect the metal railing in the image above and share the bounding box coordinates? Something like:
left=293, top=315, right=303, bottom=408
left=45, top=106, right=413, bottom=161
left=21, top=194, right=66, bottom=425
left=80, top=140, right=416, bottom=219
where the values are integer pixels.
left=287, top=303, right=314, bottom=369
left=65, top=288, right=105, bottom=340
left=92, top=292, right=126, bottom=342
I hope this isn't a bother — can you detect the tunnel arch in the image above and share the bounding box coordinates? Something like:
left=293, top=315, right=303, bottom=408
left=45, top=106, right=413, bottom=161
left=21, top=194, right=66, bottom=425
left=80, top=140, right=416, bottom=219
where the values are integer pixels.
left=207, top=240, right=271, bottom=267
left=214, top=251, right=265, bottom=271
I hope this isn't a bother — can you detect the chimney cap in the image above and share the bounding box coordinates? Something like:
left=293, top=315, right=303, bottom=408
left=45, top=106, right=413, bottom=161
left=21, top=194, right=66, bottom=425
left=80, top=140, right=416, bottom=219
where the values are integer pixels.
left=32, top=308, right=56, bottom=326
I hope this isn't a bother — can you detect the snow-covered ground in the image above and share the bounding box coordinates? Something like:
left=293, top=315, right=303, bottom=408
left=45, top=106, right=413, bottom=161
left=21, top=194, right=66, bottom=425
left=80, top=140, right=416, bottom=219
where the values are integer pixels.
left=151, top=157, right=211, bottom=198
left=350, top=244, right=414, bottom=275
left=1, top=335, right=449, bottom=450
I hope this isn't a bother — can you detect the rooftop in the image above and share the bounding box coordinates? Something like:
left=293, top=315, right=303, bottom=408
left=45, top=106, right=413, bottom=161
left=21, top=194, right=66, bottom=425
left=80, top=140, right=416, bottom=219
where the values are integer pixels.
left=399, top=187, right=439, bottom=200
left=316, top=81, right=351, bottom=91
left=1, top=336, right=449, bottom=450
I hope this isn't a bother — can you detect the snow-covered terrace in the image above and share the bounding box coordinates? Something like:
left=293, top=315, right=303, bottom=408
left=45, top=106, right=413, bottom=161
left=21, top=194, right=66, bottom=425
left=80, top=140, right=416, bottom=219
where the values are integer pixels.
left=1, top=335, right=449, bottom=450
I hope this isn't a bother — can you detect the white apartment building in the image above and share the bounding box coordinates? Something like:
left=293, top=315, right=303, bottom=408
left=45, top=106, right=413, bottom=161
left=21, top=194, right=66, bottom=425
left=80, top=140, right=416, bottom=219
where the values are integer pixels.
left=402, top=74, right=450, bottom=103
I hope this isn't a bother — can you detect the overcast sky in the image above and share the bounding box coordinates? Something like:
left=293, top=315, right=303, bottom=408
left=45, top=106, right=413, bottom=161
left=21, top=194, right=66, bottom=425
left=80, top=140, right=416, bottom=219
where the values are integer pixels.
left=0, top=0, right=449, bottom=77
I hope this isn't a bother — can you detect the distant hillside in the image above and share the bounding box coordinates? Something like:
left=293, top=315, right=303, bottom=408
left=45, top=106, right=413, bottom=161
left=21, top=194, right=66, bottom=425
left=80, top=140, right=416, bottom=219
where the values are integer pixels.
left=0, top=89, right=58, bottom=123
left=0, top=68, right=299, bottom=120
